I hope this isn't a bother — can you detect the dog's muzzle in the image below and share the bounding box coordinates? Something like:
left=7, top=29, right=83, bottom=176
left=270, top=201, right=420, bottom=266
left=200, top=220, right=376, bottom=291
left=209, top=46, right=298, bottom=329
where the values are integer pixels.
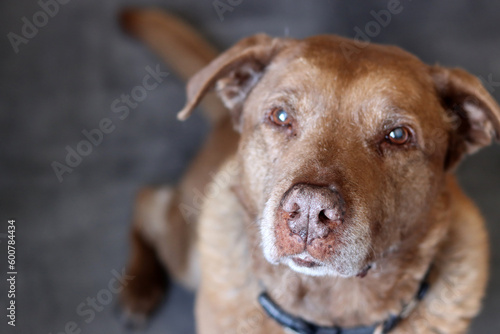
left=274, top=184, right=346, bottom=261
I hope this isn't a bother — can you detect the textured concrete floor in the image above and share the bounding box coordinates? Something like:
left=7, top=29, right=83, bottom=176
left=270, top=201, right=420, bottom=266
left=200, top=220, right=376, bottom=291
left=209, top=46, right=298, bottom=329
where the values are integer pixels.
left=1, top=0, right=499, bottom=333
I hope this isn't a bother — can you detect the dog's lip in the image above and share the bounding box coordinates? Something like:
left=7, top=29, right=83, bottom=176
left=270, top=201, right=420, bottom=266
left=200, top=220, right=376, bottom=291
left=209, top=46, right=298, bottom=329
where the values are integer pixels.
left=291, top=255, right=322, bottom=268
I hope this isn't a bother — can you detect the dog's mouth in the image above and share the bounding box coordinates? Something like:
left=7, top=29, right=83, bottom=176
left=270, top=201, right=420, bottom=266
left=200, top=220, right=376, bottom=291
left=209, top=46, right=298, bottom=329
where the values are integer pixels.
left=286, top=252, right=326, bottom=271
left=291, top=256, right=322, bottom=268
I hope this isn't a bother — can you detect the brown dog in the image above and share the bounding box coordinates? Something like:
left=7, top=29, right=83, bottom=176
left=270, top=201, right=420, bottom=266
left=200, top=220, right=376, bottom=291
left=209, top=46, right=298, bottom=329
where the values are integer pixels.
left=119, top=9, right=500, bottom=333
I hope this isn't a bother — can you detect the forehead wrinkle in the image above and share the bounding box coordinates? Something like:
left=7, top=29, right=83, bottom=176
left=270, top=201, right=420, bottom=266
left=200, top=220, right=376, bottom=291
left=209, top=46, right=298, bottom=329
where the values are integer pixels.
left=266, top=58, right=342, bottom=120
left=292, top=57, right=344, bottom=120
left=343, top=71, right=420, bottom=120
left=290, top=55, right=405, bottom=127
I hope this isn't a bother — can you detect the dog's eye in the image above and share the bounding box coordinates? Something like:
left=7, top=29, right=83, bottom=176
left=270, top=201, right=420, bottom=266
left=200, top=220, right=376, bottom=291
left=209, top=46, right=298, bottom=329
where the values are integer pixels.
left=386, top=127, right=411, bottom=145
left=270, top=108, right=292, bottom=126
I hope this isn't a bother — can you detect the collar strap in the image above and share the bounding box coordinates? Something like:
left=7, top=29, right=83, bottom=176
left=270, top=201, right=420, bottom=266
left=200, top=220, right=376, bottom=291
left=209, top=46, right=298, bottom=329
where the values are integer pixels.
left=258, top=270, right=431, bottom=334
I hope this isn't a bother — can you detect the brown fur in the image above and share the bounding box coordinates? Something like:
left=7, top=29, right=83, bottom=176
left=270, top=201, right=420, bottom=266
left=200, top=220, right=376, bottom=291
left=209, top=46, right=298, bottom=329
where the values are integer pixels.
left=119, top=9, right=500, bottom=334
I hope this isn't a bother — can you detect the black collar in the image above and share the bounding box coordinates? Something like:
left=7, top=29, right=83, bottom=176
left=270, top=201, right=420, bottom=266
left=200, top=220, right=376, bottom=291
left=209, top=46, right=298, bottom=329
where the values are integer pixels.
left=258, top=270, right=431, bottom=334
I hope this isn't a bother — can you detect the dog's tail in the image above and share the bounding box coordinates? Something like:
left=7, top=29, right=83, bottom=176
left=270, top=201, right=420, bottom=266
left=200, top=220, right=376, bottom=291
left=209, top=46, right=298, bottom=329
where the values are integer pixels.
left=120, top=8, right=225, bottom=123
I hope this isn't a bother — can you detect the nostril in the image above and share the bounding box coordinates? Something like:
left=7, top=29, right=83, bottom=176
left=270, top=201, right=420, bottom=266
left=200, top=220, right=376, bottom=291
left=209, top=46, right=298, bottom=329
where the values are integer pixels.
left=283, top=211, right=300, bottom=220
left=318, top=209, right=342, bottom=225
left=321, top=209, right=336, bottom=221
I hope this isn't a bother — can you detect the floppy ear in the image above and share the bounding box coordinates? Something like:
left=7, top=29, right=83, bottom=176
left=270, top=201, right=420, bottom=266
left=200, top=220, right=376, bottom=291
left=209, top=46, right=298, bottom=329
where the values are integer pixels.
left=177, top=34, right=289, bottom=131
left=430, top=66, right=500, bottom=170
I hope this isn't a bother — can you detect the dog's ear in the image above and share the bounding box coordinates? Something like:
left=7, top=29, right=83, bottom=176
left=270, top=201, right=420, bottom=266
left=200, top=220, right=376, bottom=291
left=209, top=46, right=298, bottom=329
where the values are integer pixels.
left=430, top=66, right=500, bottom=170
left=177, top=34, right=288, bottom=130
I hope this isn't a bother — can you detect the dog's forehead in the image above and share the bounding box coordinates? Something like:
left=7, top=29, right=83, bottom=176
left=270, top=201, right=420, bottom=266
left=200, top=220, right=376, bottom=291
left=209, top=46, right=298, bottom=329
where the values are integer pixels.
left=267, top=36, right=437, bottom=123
left=291, top=35, right=427, bottom=77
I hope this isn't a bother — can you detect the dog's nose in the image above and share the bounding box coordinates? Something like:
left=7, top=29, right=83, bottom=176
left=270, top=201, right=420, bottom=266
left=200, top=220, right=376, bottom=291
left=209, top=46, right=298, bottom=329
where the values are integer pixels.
left=280, top=184, right=345, bottom=243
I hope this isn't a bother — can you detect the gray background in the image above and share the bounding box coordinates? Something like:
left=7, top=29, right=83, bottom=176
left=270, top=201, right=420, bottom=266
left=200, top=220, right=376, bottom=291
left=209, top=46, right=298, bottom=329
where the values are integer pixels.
left=1, top=0, right=499, bottom=333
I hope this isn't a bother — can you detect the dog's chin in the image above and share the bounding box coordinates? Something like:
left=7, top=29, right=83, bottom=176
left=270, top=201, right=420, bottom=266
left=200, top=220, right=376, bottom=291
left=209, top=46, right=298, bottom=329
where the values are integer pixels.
left=283, top=253, right=337, bottom=277
left=263, top=245, right=367, bottom=278
left=264, top=251, right=358, bottom=277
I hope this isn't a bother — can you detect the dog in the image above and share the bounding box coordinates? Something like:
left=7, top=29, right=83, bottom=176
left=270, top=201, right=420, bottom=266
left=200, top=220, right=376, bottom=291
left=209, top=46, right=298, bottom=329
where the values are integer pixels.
left=119, top=9, right=500, bottom=333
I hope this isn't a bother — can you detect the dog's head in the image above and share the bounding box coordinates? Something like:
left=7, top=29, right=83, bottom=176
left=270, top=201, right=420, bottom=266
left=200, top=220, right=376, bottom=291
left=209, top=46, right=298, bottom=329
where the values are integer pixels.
left=179, top=34, right=500, bottom=277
